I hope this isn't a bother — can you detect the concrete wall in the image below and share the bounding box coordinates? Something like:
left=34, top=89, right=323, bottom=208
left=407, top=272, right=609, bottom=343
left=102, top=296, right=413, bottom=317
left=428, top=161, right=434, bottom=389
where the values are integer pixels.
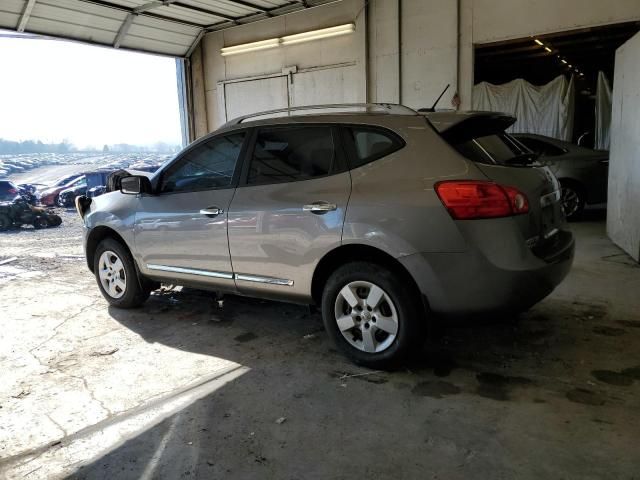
left=368, top=0, right=458, bottom=110
left=472, top=0, right=640, bottom=44
left=190, top=0, right=366, bottom=133
left=607, top=32, right=640, bottom=261
left=189, top=0, right=640, bottom=131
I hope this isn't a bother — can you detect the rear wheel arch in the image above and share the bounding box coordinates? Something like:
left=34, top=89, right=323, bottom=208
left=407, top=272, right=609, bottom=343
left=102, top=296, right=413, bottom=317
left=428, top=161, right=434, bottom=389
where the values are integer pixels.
left=558, top=177, right=586, bottom=195
left=311, top=244, right=426, bottom=312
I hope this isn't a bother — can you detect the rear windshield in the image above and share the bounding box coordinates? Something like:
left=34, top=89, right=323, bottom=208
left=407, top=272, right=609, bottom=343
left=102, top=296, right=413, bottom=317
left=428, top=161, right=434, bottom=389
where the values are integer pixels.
left=455, top=133, right=528, bottom=165
left=435, top=115, right=536, bottom=166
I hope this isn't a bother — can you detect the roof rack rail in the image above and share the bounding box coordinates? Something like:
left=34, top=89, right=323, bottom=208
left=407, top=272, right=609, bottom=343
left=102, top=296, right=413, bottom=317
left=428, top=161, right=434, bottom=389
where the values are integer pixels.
left=224, top=103, right=419, bottom=127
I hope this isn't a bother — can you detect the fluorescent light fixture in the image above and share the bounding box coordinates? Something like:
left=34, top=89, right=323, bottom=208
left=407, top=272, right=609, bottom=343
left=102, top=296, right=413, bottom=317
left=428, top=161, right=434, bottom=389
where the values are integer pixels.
left=568, top=64, right=573, bottom=68
left=534, top=39, right=544, bottom=46
left=219, top=23, right=355, bottom=56
left=221, top=38, right=280, bottom=56
left=545, top=46, right=552, bottom=53
left=561, top=59, right=567, bottom=64
left=281, top=23, right=355, bottom=46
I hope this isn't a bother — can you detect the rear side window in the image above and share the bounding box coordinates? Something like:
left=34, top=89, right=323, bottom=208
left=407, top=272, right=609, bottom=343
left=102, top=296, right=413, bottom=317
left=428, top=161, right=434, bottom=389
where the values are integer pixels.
left=247, top=126, right=336, bottom=186
left=343, top=126, right=404, bottom=168
left=454, top=133, right=528, bottom=165
left=161, top=132, right=246, bottom=193
left=517, top=137, right=565, bottom=157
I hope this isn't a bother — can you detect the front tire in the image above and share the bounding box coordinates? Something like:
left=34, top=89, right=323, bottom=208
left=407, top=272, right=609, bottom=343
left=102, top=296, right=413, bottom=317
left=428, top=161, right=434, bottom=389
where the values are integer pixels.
left=94, top=238, right=150, bottom=308
left=321, top=262, right=425, bottom=369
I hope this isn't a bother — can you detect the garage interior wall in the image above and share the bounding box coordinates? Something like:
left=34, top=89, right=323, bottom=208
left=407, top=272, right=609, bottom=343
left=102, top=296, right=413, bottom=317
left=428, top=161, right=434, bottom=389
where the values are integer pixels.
left=188, top=0, right=640, bottom=135
left=607, top=32, right=640, bottom=261
left=189, top=0, right=367, bottom=136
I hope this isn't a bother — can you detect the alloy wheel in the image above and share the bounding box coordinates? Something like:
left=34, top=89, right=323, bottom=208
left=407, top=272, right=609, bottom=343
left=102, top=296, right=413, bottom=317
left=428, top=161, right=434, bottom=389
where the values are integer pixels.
left=334, top=280, right=399, bottom=353
left=561, top=186, right=580, bottom=218
left=98, top=250, right=127, bottom=299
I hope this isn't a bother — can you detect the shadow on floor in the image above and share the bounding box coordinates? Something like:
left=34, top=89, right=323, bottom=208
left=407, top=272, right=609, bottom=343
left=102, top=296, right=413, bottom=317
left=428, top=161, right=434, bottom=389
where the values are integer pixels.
left=64, top=280, right=640, bottom=479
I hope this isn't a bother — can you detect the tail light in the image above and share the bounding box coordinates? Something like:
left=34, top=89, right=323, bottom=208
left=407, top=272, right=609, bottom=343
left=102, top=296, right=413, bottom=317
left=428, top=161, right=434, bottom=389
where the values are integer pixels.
left=435, top=181, right=529, bottom=220
left=8, top=188, right=17, bottom=195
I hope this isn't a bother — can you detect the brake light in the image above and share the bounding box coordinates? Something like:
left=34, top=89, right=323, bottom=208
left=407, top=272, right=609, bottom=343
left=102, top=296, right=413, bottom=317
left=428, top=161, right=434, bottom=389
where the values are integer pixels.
left=435, top=181, right=529, bottom=220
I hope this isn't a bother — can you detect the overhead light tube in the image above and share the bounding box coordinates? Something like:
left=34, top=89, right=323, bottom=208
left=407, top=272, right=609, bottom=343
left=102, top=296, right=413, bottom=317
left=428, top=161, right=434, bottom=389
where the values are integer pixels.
left=545, top=46, right=552, bottom=53
left=561, top=59, right=567, bottom=64
left=281, top=23, right=355, bottom=45
left=534, top=39, right=544, bottom=46
left=221, top=38, right=280, bottom=56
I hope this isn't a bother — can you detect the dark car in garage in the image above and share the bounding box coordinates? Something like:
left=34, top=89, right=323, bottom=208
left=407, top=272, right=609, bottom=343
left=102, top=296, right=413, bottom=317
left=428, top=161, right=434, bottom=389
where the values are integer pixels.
left=513, top=133, right=609, bottom=219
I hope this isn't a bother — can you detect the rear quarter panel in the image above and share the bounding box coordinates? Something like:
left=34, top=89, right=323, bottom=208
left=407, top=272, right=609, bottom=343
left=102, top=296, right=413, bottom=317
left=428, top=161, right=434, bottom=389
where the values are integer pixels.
left=342, top=116, right=479, bottom=256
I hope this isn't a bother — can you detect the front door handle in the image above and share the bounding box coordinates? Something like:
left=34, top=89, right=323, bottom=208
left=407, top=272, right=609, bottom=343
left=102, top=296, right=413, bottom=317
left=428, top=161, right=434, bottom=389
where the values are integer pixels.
left=303, top=202, right=337, bottom=214
left=200, top=206, right=223, bottom=217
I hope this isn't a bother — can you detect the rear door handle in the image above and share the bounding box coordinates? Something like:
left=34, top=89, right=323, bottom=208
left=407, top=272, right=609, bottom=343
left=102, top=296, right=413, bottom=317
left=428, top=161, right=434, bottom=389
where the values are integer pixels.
left=200, top=206, right=223, bottom=217
left=303, top=202, right=337, bottom=214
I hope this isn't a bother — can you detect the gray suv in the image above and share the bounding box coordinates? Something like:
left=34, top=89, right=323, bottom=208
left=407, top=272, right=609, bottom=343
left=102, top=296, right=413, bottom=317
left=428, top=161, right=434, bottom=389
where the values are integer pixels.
left=77, top=104, right=574, bottom=368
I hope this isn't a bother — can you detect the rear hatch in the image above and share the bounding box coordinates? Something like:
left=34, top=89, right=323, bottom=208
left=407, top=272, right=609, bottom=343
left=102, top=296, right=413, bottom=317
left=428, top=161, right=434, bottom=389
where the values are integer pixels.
left=427, top=112, right=567, bottom=259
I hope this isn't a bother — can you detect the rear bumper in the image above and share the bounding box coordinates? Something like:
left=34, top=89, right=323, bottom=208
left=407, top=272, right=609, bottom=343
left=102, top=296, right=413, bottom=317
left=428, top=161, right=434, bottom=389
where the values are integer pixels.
left=400, top=228, right=575, bottom=316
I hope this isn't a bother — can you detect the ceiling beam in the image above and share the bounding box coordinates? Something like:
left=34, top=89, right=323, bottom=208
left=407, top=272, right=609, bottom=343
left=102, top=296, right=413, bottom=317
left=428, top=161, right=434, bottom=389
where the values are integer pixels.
left=172, top=2, right=238, bottom=22
left=226, top=0, right=273, bottom=17
left=17, top=0, right=37, bottom=32
left=113, top=12, right=135, bottom=48
left=76, top=0, right=205, bottom=28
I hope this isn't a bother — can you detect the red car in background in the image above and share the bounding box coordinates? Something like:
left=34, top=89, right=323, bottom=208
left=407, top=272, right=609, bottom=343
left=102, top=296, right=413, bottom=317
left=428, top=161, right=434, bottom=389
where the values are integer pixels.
left=37, top=175, right=86, bottom=206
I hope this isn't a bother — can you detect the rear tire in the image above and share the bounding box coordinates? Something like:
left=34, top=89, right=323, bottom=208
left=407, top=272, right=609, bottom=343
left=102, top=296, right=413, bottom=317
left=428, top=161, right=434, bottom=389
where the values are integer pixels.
left=46, top=214, right=62, bottom=227
left=33, top=217, right=48, bottom=229
left=94, top=238, right=150, bottom=308
left=321, top=261, right=425, bottom=369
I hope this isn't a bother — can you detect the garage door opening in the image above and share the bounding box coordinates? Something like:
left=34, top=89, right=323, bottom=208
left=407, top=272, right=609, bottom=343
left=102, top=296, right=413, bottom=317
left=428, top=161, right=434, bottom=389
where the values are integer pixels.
left=472, top=22, right=640, bottom=220
left=0, top=32, right=183, bottom=205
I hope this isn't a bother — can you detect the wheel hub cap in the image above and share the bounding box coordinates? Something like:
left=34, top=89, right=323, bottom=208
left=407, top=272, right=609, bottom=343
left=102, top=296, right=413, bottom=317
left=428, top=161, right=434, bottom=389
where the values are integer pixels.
left=98, top=250, right=126, bottom=299
left=334, top=280, right=399, bottom=354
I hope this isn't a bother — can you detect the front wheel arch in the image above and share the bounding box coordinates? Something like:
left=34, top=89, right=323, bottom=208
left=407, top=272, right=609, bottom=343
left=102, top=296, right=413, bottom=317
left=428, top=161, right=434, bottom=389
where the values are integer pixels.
left=86, top=226, right=132, bottom=273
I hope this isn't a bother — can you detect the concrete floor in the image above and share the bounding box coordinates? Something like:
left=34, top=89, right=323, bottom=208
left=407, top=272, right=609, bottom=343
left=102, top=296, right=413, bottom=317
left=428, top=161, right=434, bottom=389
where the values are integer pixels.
left=0, top=209, right=639, bottom=480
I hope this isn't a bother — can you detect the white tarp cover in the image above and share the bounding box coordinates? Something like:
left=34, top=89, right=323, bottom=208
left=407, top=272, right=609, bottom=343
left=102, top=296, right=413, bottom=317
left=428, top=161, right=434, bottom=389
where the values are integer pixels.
left=595, top=71, right=612, bottom=150
left=472, top=75, right=575, bottom=141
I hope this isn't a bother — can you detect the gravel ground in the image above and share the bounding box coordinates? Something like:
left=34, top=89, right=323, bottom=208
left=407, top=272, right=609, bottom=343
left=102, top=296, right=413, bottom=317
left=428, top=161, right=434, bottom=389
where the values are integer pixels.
left=0, top=209, right=639, bottom=480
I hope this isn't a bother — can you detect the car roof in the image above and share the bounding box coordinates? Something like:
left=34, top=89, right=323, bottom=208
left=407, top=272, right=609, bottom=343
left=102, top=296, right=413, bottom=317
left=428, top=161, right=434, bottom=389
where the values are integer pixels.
left=219, top=103, right=419, bottom=130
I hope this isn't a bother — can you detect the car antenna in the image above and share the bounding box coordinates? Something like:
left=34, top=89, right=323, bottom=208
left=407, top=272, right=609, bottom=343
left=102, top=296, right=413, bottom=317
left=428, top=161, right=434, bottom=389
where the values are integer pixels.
left=418, top=84, right=450, bottom=113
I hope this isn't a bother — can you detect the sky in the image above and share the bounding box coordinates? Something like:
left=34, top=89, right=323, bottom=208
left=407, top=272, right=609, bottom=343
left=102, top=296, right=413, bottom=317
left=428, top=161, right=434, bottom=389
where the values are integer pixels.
left=0, top=35, right=182, bottom=149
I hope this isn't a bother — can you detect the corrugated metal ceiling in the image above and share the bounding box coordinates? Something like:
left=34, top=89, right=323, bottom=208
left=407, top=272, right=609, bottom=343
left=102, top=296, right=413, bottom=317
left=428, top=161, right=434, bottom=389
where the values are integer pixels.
left=0, top=0, right=342, bottom=57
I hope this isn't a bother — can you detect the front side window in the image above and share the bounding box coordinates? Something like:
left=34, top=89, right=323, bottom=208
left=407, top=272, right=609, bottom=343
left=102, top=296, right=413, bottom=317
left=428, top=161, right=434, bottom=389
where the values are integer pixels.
left=345, top=126, right=404, bottom=168
left=160, top=133, right=246, bottom=193
left=247, top=126, right=336, bottom=186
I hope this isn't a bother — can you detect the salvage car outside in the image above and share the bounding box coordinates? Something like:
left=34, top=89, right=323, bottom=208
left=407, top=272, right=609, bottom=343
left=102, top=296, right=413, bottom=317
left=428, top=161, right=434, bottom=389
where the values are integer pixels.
left=77, top=105, right=574, bottom=368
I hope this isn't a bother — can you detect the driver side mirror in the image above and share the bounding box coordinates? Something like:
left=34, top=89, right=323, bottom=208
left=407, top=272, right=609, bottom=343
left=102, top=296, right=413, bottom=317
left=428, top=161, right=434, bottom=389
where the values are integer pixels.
left=120, top=175, right=152, bottom=195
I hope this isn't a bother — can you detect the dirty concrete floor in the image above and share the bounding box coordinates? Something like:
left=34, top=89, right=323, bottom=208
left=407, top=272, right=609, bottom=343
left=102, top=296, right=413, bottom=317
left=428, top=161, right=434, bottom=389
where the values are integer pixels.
left=0, top=209, right=639, bottom=480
